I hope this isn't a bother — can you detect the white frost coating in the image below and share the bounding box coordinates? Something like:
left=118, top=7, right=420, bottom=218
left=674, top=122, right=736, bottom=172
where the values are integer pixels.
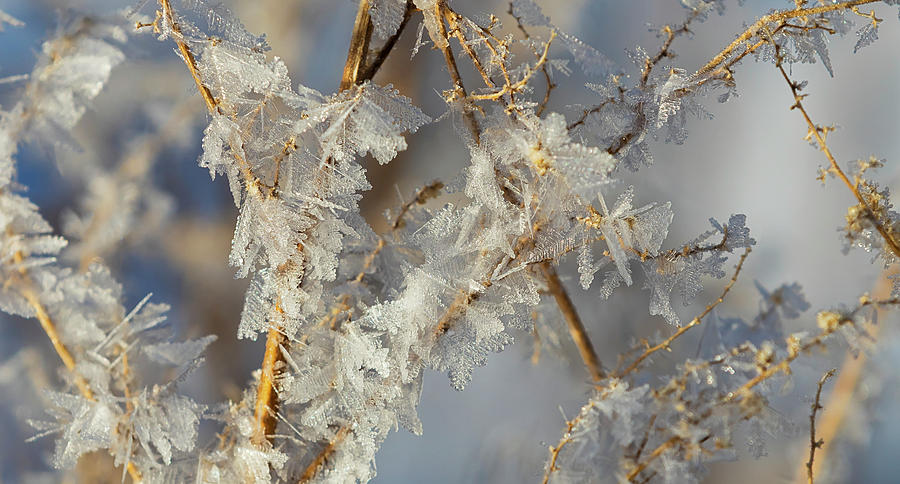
left=413, top=0, right=448, bottom=50
left=369, top=0, right=407, bottom=39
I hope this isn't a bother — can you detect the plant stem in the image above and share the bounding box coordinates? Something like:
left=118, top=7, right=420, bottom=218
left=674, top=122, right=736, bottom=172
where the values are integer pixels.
left=340, top=0, right=374, bottom=91
left=14, top=250, right=142, bottom=482
left=251, top=326, right=286, bottom=446
left=360, top=1, right=415, bottom=83
left=539, top=262, right=604, bottom=382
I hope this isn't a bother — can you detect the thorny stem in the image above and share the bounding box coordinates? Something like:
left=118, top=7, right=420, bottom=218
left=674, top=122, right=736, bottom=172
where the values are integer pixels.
left=773, top=50, right=900, bottom=259
left=539, top=262, right=605, bottom=382
left=795, top=269, right=895, bottom=483
left=806, top=368, right=836, bottom=484
left=616, top=248, right=751, bottom=378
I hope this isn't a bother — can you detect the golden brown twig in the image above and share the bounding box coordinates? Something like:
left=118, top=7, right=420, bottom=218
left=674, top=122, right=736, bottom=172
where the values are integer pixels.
left=12, top=250, right=142, bottom=481
left=251, top=325, right=286, bottom=446
left=694, top=0, right=881, bottom=78
left=340, top=0, right=374, bottom=91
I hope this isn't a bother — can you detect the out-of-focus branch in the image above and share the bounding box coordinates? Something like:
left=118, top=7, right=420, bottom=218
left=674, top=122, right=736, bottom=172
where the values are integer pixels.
left=539, top=262, right=604, bottom=382
left=12, top=251, right=142, bottom=482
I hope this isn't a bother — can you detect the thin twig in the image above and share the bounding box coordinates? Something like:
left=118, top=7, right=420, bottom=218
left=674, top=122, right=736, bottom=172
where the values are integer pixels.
left=251, top=324, right=286, bottom=446
left=806, top=368, right=836, bottom=484
left=616, top=248, right=751, bottom=378
left=12, top=249, right=142, bottom=481
left=433, top=0, right=480, bottom=144
left=795, top=269, right=896, bottom=483
left=158, top=0, right=217, bottom=113
left=507, top=2, right=556, bottom=116
left=773, top=47, right=900, bottom=259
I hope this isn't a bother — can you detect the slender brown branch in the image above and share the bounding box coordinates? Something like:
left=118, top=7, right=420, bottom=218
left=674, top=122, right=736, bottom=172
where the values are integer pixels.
left=640, top=10, right=700, bottom=88
left=391, top=180, right=444, bottom=230
left=155, top=0, right=265, bottom=198
left=507, top=2, right=556, bottom=116
left=155, top=0, right=289, bottom=449
left=625, top=436, right=681, bottom=482
left=806, top=368, right=836, bottom=484
left=539, top=262, right=604, bottom=382
left=12, top=250, right=142, bottom=481
left=250, top=0, right=384, bottom=448
left=795, top=269, right=895, bottom=483
left=616, top=248, right=751, bottom=378
left=542, top=399, right=598, bottom=484
left=158, top=0, right=217, bottom=113
left=18, top=286, right=94, bottom=400
left=443, top=8, right=496, bottom=90
left=340, top=0, right=374, bottom=92
left=360, top=1, right=415, bottom=83
left=251, top=325, right=286, bottom=446
left=773, top=50, right=900, bottom=259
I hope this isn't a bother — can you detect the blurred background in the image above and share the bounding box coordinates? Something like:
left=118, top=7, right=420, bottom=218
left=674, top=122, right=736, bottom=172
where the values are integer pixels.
left=1, top=0, right=899, bottom=482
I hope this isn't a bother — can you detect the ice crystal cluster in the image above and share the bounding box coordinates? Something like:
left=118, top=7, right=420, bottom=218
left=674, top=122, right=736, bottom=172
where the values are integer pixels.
left=1, top=0, right=899, bottom=483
